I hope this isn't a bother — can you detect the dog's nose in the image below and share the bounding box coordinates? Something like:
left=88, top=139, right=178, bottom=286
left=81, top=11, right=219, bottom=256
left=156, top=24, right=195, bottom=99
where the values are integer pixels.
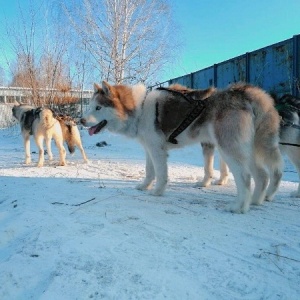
left=80, top=118, right=86, bottom=125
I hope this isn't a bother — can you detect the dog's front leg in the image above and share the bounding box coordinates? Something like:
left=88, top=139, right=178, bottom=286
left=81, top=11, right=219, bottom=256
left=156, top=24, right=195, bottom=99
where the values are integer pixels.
left=147, top=145, right=168, bottom=196
left=35, top=136, right=45, bottom=167
left=45, top=137, right=53, bottom=161
left=24, top=134, right=31, bottom=164
left=136, top=152, right=155, bottom=191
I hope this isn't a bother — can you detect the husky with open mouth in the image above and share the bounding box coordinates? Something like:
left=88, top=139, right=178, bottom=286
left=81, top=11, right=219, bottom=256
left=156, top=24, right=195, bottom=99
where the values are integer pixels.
left=81, top=81, right=283, bottom=213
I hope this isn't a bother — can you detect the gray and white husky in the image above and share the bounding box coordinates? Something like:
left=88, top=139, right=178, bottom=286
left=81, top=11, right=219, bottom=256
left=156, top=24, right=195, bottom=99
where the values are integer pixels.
left=201, top=93, right=300, bottom=198
left=81, top=81, right=283, bottom=213
left=12, top=104, right=66, bottom=167
left=276, top=94, right=300, bottom=196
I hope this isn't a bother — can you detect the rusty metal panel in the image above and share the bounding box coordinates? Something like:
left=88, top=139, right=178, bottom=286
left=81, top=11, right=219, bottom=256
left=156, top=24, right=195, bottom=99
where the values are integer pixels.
left=216, top=55, right=247, bottom=88
left=169, top=74, right=192, bottom=87
left=249, top=39, right=293, bottom=95
left=193, top=66, right=215, bottom=88
left=165, top=34, right=300, bottom=96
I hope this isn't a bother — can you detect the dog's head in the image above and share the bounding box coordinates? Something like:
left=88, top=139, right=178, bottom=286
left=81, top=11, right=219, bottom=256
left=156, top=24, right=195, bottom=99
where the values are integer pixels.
left=81, top=81, right=138, bottom=136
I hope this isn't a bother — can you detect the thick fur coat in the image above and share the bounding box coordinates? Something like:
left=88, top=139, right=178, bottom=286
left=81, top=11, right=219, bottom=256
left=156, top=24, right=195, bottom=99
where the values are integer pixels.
left=12, top=105, right=88, bottom=166
left=81, top=81, right=283, bottom=213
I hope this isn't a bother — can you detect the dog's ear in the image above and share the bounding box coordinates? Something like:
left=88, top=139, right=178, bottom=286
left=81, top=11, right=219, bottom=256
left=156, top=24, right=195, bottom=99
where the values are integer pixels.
left=102, top=81, right=112, bottom=96
left=94, top=83, right=101, bottom=92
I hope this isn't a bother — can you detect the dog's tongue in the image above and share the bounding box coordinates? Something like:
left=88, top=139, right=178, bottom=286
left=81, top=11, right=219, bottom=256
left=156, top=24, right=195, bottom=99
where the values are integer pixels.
left=88, top=125, right=98, bottom=136
left=88, top=120, right=108, bottom=136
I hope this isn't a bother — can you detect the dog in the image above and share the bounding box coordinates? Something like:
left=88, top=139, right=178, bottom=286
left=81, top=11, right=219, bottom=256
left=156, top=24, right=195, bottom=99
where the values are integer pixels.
left=81, top=81, right=283, bottom=213
left=12, top=104, right=66, bottom=167
left=12, top=104, right=88, bottom=166
left=55, top=114, right=88, bottom=163
left=275, top=94, right=300, bottom=197
left=202, top=93, right=300, bottom=198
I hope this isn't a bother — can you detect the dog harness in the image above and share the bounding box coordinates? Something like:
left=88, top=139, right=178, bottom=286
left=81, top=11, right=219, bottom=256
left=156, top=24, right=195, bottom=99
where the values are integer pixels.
left=156, top=87, right=207, bottom=144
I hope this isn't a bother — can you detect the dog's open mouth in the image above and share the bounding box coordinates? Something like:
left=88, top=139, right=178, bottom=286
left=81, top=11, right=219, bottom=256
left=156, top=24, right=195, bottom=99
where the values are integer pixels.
left=88, top=120, right=108, bottom=136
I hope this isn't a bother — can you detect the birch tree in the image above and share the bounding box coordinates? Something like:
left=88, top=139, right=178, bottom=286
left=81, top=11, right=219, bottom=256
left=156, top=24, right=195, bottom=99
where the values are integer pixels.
left=3, top=0, right=77, bottom=107
left=64, top=0, right=176, bottom=85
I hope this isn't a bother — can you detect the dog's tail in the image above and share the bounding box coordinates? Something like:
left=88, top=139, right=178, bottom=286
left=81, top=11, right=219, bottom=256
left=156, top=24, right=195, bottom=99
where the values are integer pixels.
left=66, top=140, right=76, bottom=154
left=62, top=124, right=76, bottom=154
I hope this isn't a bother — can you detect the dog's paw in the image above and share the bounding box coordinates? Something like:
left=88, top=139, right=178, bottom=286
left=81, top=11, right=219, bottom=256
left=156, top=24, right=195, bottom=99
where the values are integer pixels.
left=37, top=163, right=43, bottom=167
left=264, top=195, right=274, bottom=202
left=194, top=180, right=211, bottom=188
left=214, top=176, right=229, bottom=186
left=136, top=183, right=149, bottom=191
left=225, top=202, right=249, bottom=214
left=149, top=189, right=164, bottom=196
left=25, top=159, right=31, bottom=164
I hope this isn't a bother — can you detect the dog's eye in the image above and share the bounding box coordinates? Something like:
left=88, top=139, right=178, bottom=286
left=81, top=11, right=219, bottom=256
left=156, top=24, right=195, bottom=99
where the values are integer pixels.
left=96, top=106, right=101, bottom=111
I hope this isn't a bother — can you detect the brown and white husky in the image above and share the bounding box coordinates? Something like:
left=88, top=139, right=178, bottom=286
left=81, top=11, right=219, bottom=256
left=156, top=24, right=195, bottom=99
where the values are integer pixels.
left=12, top=105, right=88, bottom=166
left=81, top=81, right=283, bottom=213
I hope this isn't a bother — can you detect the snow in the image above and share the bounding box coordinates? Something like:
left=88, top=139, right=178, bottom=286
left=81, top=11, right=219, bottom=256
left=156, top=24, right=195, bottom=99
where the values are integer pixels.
left=0, top=125, right=300, bottom=300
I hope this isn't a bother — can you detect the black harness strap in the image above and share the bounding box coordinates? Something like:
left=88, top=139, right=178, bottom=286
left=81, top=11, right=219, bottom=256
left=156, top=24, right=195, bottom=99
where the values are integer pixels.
left=281, top=120, right=300, bottom=130
left=156, top=87, right=207, bottom=144
left=167, top=101, right=206, bottom=144
left=279, top=142, right=300, bottom=147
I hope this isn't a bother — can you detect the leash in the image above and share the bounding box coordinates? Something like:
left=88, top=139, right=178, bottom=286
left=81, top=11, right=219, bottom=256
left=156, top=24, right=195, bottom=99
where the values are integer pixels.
left=156, top=87, right=207, bottom=144
left=279, top=142, right=300, bottom=147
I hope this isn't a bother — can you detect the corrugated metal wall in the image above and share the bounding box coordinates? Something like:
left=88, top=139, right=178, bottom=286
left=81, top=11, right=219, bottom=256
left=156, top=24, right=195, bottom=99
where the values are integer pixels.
left=155, top=34, right=300, bottom=97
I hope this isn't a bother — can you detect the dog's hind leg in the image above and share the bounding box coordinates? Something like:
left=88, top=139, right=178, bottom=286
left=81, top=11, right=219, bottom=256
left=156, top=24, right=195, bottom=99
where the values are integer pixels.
left=23, top=133, right=31, bottom=164
left=76, top=141, right=88, bottom=163
left=55, top=139, right=66, bottom=166
left=194, top=143, right=214, bottom=187
left=221, top=153, right=252, bottom=213
left=136, top=152, right=155, bottom=191
left=281, top=146, right=300, bottom=197
left=215, top=158, right=229, bottom=186
left=250, top=162, right=269, bottom=206
left=265, top=147, right=283, bottom=201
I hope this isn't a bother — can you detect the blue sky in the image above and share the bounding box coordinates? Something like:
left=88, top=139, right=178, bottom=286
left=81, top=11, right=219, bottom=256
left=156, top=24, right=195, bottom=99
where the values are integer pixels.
left=0, top=0, right=299, bottom=84
left=166, top=0, right=300, bottom=81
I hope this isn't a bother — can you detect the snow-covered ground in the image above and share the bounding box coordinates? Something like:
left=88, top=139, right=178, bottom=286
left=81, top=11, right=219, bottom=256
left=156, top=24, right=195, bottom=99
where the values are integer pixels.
left=0, top=124, right=300, bottom=300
